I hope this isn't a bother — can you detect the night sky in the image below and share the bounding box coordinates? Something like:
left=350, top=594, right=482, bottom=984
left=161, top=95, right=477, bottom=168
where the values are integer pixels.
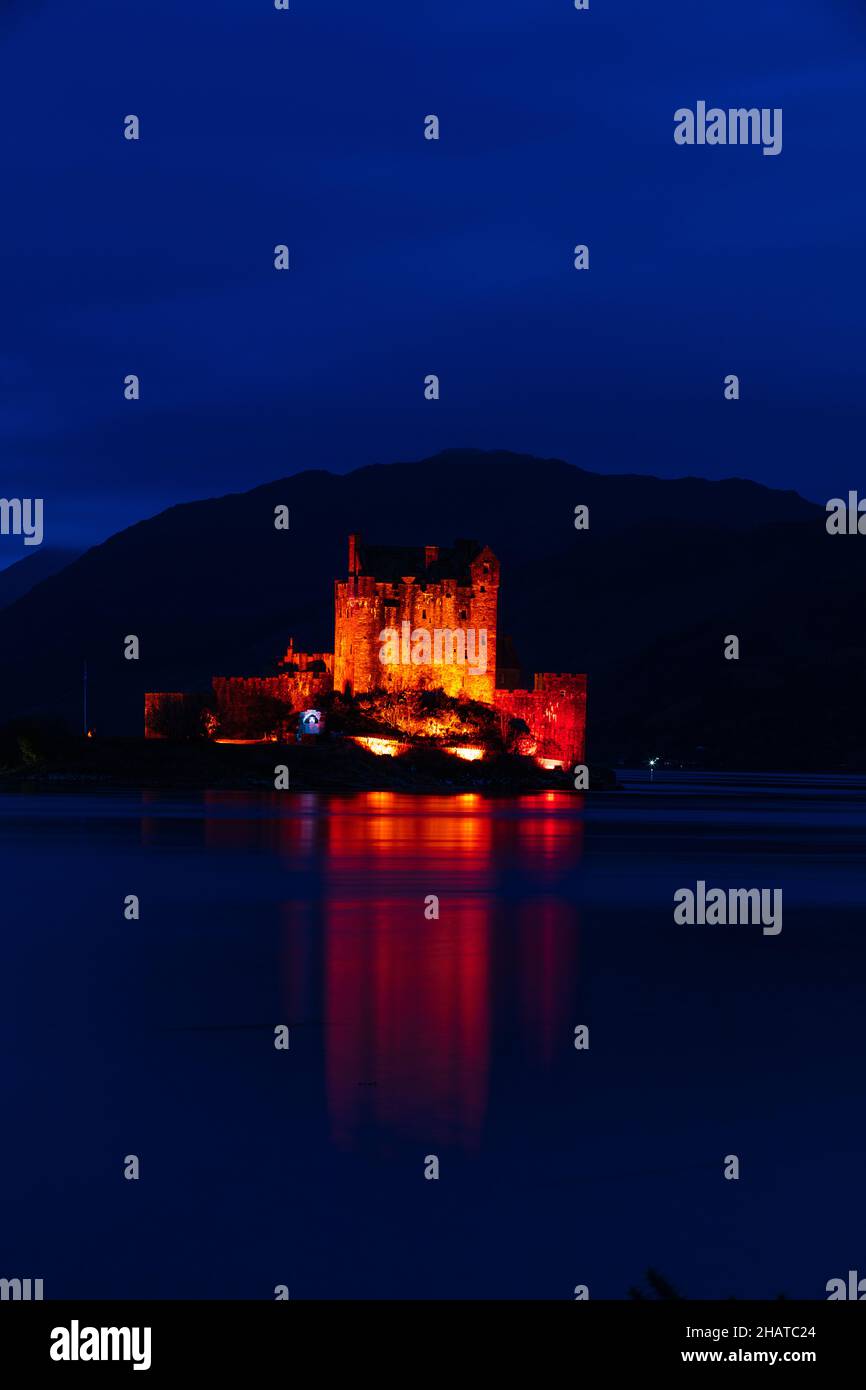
left=2, top=0, right=865, bottom=565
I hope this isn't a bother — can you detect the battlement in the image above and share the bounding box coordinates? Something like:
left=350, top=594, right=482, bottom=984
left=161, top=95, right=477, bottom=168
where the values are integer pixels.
left=494, top=675, right=587, bottom=769
left=277, top=638, right=333, bottom=674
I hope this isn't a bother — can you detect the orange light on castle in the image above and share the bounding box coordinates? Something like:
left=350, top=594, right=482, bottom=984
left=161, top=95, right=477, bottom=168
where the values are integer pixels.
left=445, top=746, right=485, bottom=762
left=351, top=736, right=407, bottom=757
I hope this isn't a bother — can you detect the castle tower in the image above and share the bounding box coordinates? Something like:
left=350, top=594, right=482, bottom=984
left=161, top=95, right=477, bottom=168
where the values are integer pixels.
left=333, top=534, right=499, bottom=702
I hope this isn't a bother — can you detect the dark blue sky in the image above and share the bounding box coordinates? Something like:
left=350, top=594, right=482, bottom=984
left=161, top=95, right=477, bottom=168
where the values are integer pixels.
left=2, top=0, right=865, bottom=565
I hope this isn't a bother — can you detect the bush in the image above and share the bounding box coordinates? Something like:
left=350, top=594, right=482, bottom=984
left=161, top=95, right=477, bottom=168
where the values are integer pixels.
left=326, top=689, right=504, bottom=748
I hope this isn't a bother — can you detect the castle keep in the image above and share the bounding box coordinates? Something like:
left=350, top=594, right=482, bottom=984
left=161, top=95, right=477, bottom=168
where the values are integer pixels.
left=335, top=535, right=498, bottom=704
left=145, top=534, right=587, bottom=769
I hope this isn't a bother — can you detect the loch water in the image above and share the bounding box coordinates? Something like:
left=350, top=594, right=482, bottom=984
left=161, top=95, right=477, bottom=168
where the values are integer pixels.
left=1, top=772, right=864, bottom=1299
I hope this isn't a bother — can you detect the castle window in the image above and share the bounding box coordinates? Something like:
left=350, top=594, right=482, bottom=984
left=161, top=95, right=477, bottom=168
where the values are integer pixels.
left=460, top=609, right=467, bottom=620
left=480, top=587, right=485, bottom=593
left=422, top=610, right=427, bottom=620
left=483, top=564, right=490, bottom=574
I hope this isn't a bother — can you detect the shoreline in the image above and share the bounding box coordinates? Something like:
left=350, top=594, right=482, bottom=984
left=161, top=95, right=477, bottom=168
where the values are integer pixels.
left=0, top=736, right=618, bottom=795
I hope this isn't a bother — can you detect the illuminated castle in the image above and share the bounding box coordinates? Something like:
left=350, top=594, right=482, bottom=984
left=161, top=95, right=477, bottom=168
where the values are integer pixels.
left=335, top=535, right=499, bottom=704
left=146, top=534, right=587, bottom=769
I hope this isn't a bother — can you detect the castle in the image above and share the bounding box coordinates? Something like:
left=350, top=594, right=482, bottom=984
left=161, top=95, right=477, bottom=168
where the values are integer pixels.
left=145, top=534, right=587, bottom=769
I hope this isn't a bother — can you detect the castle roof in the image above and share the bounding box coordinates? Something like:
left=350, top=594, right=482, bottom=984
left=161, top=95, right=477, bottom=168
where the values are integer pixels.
left=355, top=538, right=491, bottom=585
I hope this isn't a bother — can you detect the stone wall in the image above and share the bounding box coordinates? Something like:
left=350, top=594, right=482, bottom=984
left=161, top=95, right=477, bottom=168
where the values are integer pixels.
left=493, top=674, right=587, bottom=768
left=212, top=672, right=331, bottom=738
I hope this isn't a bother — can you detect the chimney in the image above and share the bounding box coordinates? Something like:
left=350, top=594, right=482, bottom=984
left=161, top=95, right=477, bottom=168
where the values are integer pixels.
left=424, top=545, right=439, bottom=569
left=348, top=533, right=361, bottom=576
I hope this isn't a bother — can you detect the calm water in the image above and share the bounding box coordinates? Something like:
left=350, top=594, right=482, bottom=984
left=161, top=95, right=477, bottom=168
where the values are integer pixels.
left=1, top=773, right=864, bottom=1299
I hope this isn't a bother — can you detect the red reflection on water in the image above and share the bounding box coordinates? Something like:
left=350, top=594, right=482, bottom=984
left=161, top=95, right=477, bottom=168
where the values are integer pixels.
left=323, top=797, right=493, bottom=1148
left=319, top=795, right=583, bottom=1150
left=324, top=893, right=491, bottom=1149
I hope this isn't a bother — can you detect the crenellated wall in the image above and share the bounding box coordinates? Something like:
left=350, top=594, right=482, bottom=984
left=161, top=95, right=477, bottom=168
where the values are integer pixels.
left=277, top=639, right=333, bottom=674
left=212, top=671, right=331, bottom=738
left=493, top=674, right=587, bottom=769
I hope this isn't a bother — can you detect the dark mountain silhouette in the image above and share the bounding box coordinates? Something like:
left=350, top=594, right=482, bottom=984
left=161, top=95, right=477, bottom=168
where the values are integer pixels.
left=0, top=547, right=82, bottom=610
left=0, top=449, right=858, bottom=768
